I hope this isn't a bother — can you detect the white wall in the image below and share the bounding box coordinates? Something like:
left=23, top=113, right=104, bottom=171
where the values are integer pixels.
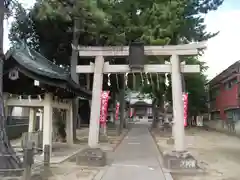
left=11, top=107, right=29, bottom=116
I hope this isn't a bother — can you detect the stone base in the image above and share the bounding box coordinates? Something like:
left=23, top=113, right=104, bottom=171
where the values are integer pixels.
left=107, top=129, right=118, bottom=136
left=76, top=148, right=106, bottom=167
left=166, top=137, right=174, bottom=145
left=0, top=169, right=23, bottom=177
left=163, top=151, right=198, bottom=171
left=99, top=134, right=108, bottom=142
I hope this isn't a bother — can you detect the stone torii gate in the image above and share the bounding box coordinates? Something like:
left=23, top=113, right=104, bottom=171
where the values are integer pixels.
left=75, top=42, right=206, bottom=154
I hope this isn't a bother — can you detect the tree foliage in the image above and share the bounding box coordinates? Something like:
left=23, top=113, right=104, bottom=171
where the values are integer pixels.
left=8, top=0, right=224, bottom=115
left=185, top=57, right=209, bottom=115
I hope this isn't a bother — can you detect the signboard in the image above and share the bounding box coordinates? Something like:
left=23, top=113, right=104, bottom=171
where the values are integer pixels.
left=183, top=93, right=188, bottom=127
left=168, top=158, right=196, bottom=169
left=196, top=116, right=203, bottom=126
left=100, top=91, right=110, bottom=125
left=115, top=102, right=120, bottom=120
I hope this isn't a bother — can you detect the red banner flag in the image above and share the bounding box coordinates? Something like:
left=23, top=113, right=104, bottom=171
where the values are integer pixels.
left=100, top=91, right=110, bottom=125
left=183, top=93, right=188, bottom=127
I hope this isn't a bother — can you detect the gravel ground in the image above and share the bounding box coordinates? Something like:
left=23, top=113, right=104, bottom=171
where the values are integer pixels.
left=48, top=162, right=102, bottom=180
left=153, top=127, right=240, bottom=180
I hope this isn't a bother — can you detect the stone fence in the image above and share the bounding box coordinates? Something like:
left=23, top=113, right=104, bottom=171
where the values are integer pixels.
left=204, top=119, right=240, bottom=136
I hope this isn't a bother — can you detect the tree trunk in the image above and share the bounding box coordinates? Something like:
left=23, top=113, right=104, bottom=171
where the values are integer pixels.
left=0, top=95, right=22, bottom=169
left=72, top=98, right=78, bottom=141
left=86, top=74, right=91, bottom=90
left=0, top=4, right=22, bottom=170
left=151, top=99, right=158, bottom=129
left=111, top=92, right=116, bottom=125
left=114, top=93, right=118, bottom=122
left=118, top=88, right=125, bottom=135
left=70, top=18, right=81, bottom=141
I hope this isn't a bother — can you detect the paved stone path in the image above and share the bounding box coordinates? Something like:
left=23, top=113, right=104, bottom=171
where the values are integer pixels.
left=101, top=125, right=166, bottom=180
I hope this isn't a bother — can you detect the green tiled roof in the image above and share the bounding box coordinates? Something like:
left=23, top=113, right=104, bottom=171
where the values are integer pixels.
left=5, top=42, right=91, bottom=98
left=5, top=43, right=69, bottom=80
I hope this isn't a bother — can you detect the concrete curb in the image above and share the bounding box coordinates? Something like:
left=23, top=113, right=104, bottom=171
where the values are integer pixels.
left=53, top=128, right=130, bottom=165
left=47, top=146, right=87, bottom=164
left=93, top=166, right=110, bottom=180
left=112, top=129, right=130, bottom=152
left=157, top=156, right=174, bottom=180
left=203, top=125, right=240, bottom=138
left=149, top=129, right=174, bottom=180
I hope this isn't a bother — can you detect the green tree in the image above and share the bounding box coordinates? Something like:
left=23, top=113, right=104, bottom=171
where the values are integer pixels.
left=184, top=58, right=209, bottom=116
left=9, top=0, right=223, bottom=121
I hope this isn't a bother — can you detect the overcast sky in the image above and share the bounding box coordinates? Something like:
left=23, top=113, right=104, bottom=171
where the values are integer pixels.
left=3, top=0, right=35, bottom=52
left=3, top=0, right=240, bottom=80
left=201, top=0, right=240, bottom=79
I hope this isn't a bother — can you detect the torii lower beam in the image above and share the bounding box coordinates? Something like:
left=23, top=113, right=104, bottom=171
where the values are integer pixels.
left=76, top=62, right=200, bottom=74
left=76, top=42, right=206, bottom=153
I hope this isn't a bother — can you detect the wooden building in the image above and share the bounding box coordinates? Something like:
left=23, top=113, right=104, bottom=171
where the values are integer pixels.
left=129, top=100, right=153, bottom=122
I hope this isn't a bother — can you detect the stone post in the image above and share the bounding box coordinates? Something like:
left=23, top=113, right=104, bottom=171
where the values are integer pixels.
left=22, top=141, right=34, bottom=180
left=43, top=144, right=51, bottom=180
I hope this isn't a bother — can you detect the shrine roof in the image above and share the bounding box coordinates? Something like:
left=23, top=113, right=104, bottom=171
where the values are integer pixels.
left=4, top=43, right=91, bottom=98
left=131, top=100, right=151, bottom=107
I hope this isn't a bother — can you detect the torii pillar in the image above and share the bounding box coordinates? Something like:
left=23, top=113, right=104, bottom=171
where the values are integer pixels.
left=88, top=56, right=104, bottom=147
left=171, top=54, right=185, bottom=151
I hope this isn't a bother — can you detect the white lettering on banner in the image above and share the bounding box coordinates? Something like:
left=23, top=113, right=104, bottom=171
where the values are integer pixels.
left=100, top=91, right=110, bottom=124
left=182, top=93, right=188, bottom=127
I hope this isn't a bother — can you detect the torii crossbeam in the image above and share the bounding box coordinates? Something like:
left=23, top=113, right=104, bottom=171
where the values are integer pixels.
left=74, top=42, right=206, bottom=153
